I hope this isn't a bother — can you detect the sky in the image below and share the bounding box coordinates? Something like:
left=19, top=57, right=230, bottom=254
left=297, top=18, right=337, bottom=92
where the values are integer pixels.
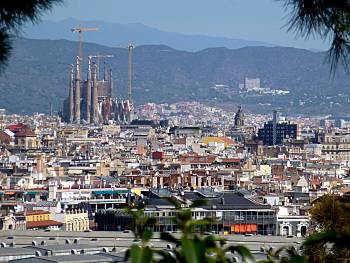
left=40, top=0, right=328, bottom=50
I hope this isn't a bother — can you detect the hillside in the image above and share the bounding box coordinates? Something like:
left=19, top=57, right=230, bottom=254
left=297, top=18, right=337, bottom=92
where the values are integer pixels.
left=0, top=38, right=349, bottom=115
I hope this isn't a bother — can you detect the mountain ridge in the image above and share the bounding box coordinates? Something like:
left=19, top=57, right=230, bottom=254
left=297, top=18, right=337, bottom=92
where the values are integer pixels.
left=23, top=18, right=276, bottom=52
left=0, top=37, right=349, bottom=116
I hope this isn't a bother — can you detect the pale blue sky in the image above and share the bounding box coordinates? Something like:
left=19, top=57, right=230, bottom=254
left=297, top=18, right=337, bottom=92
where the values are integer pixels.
left=41, top=0, right=328, bottom=50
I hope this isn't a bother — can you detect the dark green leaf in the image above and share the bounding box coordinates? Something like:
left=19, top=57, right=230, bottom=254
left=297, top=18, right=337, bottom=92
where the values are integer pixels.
left=130, top=244, right=153, bottom=263
left=160, top=231, right=180, bottom=246
left=181, top=238, right=206, bottom=263
left=142, top=229, right=153, bottom=243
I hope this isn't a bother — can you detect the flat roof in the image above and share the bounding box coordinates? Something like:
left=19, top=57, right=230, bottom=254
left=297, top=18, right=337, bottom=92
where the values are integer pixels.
left=9, top=254, right=114, bottom=263
left=25, top=244, right=100, bottom=252
left=0, top=247, right=35, bottom=256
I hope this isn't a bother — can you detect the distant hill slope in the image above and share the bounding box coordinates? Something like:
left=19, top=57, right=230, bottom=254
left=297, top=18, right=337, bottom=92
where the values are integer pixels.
left=23, top=18, right=275, bottom=52
left=0, top=38, right=349, bottom=115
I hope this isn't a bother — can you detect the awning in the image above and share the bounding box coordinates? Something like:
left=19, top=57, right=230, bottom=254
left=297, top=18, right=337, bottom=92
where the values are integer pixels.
left=5, top=191, right=15, bottom=195
left=93, top=190, right=129, bottom=195
left=114, top=189, right=129, bottom=194
left=93, top=190, right=115, bottom=195
left=26, top=191, right=39, bottom=195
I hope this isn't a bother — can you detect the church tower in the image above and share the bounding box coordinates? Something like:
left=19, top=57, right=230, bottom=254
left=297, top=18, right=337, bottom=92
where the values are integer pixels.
left=234, top=105, right=244, bottom=128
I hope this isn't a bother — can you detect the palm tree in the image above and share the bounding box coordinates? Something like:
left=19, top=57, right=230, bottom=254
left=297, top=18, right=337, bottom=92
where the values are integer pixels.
left=281, top=0, right=350, bottom=72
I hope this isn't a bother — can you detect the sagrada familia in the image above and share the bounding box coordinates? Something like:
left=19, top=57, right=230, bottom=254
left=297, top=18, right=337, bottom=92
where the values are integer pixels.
left=62, top=56, right=133, bottom=124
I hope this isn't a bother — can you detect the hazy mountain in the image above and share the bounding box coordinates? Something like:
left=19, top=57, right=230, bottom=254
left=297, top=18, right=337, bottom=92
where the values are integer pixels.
left=0, top=38, right=349, bottom=115
left=23, top=18, right=275, bottom=52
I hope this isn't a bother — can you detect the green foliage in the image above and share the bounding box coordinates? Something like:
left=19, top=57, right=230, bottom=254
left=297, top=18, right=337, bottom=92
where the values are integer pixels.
left=281, top=0, right=350, bottom=72
left=309, top=194, right=350, bottom=233
left=0, top=0, right=63, bottom=70
left=300, top=195, right=350, bottom=262
left=130, top=244, right=154, bottom=263
left=124, top=208, right=156, bottom=243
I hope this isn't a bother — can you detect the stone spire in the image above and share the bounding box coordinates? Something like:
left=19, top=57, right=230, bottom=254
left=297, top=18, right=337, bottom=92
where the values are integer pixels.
left=69, top=64, right=74, bottom=123
left=74, top=56, right=81, bottom=124
left=86, top=58, right=92, bottom=123
left=91, top=62, right=99, bottom=124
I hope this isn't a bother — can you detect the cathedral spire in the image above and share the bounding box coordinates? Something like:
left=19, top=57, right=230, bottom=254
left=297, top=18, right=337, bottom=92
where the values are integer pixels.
left=92, top=62, right=99, bottom=124
left=74, top=56, right=81, bottom=124
left=69, top=64, right=74, bottom=123
left=86, top=58, right=92, bottom=123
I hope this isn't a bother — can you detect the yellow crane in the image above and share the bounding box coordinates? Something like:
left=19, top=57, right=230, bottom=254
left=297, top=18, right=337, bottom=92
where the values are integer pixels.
left=71, top=24, right=99, bottom=76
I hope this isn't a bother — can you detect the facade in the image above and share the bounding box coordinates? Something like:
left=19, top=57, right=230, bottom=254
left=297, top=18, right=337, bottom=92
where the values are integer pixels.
left=276, top=206, right=309, bottom=237
left=144, top=189, right=276, bottom=235
left=316, top=131, right=350, bottom=161
left=95, top=209, right=133, bottom=231
left=25, top=210, right=51, bottom=222
left=14, top=127, right=38, bottom=149
left=258, top=121, right=298, bottom=146
left=64, top=209, right=90, bottom=231
left=0, top=213, right=26, bottom=230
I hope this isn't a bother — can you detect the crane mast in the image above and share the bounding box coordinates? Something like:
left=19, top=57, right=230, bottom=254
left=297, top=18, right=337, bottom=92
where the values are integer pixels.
left=127, top=43, right=134, bottom=102
left=71, top=24, right=99, bottom=78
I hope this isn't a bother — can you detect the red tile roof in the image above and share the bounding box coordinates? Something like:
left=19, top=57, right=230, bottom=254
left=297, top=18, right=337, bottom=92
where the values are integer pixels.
left=6, top=123, right=27, bottom=132
left=15, top=127, right=36, bottom=137
left=27, top=220, right=63, bottom=229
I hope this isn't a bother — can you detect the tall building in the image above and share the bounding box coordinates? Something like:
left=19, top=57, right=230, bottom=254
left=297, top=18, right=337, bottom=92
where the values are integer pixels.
left=258, top=111, right=298, bottom=146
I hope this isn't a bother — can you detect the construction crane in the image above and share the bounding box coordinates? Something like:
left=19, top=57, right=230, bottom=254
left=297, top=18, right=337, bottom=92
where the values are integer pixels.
left=71, top=24, right=99, bottom=77
left=127, top=43, right=134, bottom=102
left=88, top=54, right=114, bottom=80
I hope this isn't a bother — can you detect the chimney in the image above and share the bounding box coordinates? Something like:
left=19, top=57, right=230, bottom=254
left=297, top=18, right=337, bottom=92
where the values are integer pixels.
left=69, top=64, right=74, bottom=123
left=74, top=56, right=81, bottom=124
left=91, top=62, right=99, bottom=124
left=86, top=58, right=92, bottom=123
